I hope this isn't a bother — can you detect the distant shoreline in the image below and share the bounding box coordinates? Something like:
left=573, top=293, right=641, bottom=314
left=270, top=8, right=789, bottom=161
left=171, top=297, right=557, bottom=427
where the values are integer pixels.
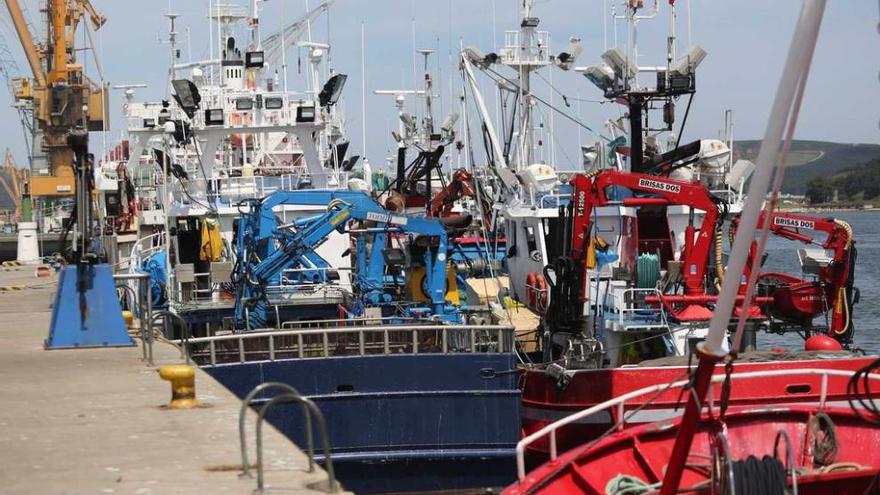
left=777, top=206, right=880, bottom=213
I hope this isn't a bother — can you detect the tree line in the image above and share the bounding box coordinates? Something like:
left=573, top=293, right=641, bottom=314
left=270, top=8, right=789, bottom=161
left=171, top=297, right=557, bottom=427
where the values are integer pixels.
left=805, top=157, right=880, bottom=204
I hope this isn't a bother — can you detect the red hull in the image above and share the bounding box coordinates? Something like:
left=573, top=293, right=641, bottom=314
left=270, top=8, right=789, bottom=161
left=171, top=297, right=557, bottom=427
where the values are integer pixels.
left=521, top=356, right=878, bottom=460
left=507, top=405, right=880, bottom=495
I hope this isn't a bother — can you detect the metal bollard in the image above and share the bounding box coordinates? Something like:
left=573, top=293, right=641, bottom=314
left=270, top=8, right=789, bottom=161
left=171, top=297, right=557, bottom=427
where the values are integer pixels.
left=158, top=364, right=200, bottom=409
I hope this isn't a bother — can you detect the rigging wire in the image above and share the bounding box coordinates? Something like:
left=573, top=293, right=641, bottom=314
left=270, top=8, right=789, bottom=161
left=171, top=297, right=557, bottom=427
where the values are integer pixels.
left=481, top=65, right=612, bottom=142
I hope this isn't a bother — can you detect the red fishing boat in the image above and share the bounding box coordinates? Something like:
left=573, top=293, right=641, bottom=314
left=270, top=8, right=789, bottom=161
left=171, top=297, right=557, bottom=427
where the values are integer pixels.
left=509, top=367, right=880, bottom=495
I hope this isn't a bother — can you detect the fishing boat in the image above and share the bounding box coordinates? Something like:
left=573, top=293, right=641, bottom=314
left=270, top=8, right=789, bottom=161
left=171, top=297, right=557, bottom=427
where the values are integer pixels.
left=457, top=0, right=872, bottom=466
left=507, top=1, right=880, bottom=492
left=100, top=3, right=522, bottom=492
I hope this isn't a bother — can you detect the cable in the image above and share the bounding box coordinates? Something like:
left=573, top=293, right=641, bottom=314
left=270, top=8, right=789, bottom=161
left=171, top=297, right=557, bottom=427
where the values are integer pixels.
left=847, top=357, right=880, bottom=425
left=482, top=65, right=612, bottom=141
left=731, top=455, right=787, bottom=495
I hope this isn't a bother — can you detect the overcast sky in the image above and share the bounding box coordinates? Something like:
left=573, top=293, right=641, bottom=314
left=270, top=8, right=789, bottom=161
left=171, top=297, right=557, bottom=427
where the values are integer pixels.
left=0, top=0, right=877, bottom=171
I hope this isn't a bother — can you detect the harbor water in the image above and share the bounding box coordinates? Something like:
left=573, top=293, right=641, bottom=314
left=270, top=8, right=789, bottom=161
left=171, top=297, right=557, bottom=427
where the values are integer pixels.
left=758, top=210, right=880, bottom=353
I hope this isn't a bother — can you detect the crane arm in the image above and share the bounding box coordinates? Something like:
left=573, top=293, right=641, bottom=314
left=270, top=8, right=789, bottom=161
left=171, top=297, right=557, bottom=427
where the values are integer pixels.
left=78, top=0, right=106, bottom=30
left=234, top=189, right=452, bottom=329
left=260, top=0, right=334, bottom=67
left=574, top=169, right=721, bottom=295
left=4, top=0, right=46, bottom=86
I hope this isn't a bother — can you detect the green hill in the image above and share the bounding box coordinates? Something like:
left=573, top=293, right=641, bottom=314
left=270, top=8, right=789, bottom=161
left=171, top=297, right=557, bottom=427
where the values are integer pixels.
left=803, top=157, right=880, bottom=205
left=733, top=140, right=880, bottom=194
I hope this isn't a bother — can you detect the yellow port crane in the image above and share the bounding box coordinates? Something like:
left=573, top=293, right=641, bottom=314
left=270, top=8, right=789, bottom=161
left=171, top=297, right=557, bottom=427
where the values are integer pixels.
left=5, top=0, right=108, bottom=196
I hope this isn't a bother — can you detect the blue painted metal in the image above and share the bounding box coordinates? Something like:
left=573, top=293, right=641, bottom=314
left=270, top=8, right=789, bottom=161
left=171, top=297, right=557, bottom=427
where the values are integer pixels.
left=45, top=264, right=135, bottom=349
left=205, top=353, right=521, bottom=493
left=234, top=189, right=457, bottom=328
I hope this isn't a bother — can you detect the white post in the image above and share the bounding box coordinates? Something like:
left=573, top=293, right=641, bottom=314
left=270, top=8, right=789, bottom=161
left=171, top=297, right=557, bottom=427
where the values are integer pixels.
left=704, top=0, right=827, bottom=353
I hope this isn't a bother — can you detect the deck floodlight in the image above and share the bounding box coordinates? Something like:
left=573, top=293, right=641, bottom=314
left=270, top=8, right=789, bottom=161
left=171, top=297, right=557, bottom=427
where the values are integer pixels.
left=463, top=46, right=497, bottom=69
left=601, top=47, right=637, bottom=81
left=319, top=73, right=348, bottom=107
left=264, top=97, right=283, bottom=110
left=296, top=104, right=316, bottom=122
left=171, top=79, right=202, bottom=119
left=235, top=98, right=254, bottom=111
left=399, top=113, right=417, bottom=135
left=441, top=112, right=459, bottom=136
left=245, top=51, right=264, bottom=68
left=204, top=108, right=224, bottom=126
left=582, top=64, right=615, bottom=91
left=554, top=37, right=583, bottom=71
left=671, top=45, right=707, bottom=76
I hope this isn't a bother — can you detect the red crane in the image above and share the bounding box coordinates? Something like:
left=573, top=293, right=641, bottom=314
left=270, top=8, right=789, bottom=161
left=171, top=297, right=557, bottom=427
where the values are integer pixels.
left=735, top=211, right=857, bottom=342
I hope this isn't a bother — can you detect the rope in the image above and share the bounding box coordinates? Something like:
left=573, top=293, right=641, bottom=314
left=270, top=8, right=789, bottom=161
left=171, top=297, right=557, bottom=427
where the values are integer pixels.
left=809, top=412, right=838, bottom=466
left=732, top=455, right=787, bottom=495
left=604, top=474, right=659, bottom=495
left=719, top=353, right=737, bottom=421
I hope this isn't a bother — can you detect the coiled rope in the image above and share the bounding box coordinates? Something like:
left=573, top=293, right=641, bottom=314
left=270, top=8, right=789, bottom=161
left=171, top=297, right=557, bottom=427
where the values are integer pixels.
left=732, top=455, right=788, bottom=495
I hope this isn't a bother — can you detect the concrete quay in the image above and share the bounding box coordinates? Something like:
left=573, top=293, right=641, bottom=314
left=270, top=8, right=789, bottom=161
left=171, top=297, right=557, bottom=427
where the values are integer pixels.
left=0, top=268, right=340, bottom=494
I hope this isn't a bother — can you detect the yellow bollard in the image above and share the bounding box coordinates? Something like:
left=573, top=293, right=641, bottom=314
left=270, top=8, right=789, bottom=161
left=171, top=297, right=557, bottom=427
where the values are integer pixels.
left=158, top=365, right=200, bottom=409
left=121, top=310, right=134, bottom=328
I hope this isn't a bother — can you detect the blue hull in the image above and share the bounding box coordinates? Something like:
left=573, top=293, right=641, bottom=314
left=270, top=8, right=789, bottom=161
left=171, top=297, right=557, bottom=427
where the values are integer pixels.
left=205, top=353, right=521, bottom=493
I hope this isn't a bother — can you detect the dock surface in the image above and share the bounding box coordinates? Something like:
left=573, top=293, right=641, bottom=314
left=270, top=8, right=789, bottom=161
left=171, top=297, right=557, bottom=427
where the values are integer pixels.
left=0, top=268, right=336, bottom=494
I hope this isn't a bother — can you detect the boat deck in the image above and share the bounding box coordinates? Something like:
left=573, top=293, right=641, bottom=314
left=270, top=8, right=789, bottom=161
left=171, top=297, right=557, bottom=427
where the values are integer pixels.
left=0, top=268, right=341, bottom=494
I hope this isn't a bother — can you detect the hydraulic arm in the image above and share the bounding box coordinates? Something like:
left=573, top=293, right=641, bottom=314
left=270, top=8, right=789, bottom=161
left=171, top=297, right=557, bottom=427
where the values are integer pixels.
left=736, top=211, right=857, bottom=342
left=233, top=190, right=454, bottom=329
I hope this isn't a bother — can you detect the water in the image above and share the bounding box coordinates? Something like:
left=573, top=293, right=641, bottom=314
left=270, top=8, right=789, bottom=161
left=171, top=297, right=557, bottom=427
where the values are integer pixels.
left=755, top=210, right=880, bottom=353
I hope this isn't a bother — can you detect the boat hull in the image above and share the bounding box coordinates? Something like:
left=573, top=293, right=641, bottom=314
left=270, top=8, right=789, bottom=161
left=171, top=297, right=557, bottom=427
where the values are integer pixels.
left=520, top=355, right=878, bottom=462
left=507, top=405, right=880, bottom=494
left=207, top=352, right=522, bottom=493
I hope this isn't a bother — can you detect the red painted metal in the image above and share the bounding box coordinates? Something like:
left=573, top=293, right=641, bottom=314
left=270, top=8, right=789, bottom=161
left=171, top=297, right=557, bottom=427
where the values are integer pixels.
left=735, top=211, right=855, bottom=337
left=659, top=347, right=723, bottom=494
left=506, top=405, right=880, bottom=495
left=520, top=356, right=878, bottom=461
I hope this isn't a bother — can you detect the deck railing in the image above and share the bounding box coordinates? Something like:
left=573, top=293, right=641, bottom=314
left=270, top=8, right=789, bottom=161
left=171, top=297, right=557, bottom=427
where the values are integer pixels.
left=515, top=368, right=880, bottom=481
left=175, top=324, right=515, bottom=366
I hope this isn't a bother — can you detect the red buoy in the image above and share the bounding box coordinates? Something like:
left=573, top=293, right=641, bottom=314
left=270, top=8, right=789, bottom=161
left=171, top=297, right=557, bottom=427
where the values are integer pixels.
left=805, top=335, right=843, bottom=352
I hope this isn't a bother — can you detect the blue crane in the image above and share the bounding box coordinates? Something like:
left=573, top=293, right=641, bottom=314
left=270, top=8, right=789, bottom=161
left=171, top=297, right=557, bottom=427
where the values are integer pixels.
left=233, top=189, right=456, bottom=329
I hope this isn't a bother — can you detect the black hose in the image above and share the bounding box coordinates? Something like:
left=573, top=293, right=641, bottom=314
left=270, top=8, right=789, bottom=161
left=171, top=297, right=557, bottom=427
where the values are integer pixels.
left=731, top=455, right=787, bottom=495
left=847, top=357, right=880, bottom=425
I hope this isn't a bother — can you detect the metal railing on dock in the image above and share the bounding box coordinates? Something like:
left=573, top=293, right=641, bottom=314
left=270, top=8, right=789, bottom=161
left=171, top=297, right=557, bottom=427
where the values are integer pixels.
left=239, top=382, right=336, bottom=493
left=113, top=273, right=153, bottom=365
left=175, top=324, right=515, bottom=366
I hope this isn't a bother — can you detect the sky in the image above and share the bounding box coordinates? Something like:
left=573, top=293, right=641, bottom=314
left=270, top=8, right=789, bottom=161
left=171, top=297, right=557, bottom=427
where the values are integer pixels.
left=0, top=0, right=877, bottom=171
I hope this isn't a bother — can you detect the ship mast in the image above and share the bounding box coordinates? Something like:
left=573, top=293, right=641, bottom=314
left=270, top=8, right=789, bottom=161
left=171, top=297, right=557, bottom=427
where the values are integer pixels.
left=507, top=0, right=550, bottom=171
left=658, top=1, right=827, bottom=492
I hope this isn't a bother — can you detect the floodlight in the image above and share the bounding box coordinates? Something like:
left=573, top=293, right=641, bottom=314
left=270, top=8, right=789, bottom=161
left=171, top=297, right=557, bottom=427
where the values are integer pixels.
left=671, top=45, right=707, bottom=75
left=245, top=51, right=264, bottom=68
left=204, top=108, right=224, bottom=126
left=296, top=104, right=316, bottom=123
left=235, top=98, right=254, bottom=111
left=264, top=97, right=283, bottom=110
left=582, top=64, right=615, bottom=91
left=170, top=79, right=202, bottom=118
left=601, top=47, right=637, bottom=80
left=319, top=74, right=348, bottom=107
left=554, top=37, right=583, bottom=71
left=399, top=113, right=417, bottom=134
left=462, top=46, right=497, bottom=69
left=441, top=112, right=459, bottom=135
